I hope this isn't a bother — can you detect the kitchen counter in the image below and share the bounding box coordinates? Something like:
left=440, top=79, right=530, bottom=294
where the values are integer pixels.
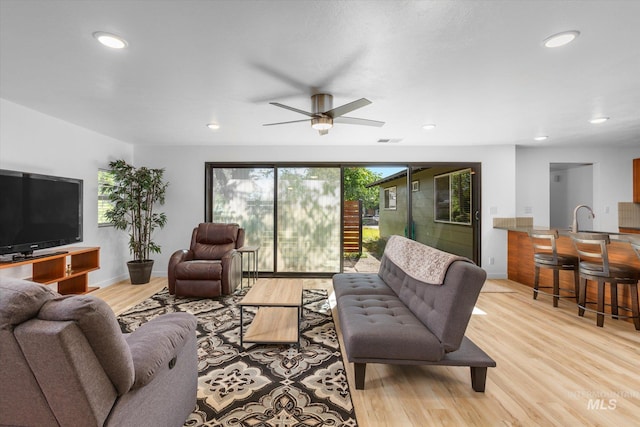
left=501, top=228, right=639, bottom=325
left=493, top=225, right=637, bottom=242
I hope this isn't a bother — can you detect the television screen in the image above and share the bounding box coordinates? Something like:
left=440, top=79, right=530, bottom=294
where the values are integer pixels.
left=0, top=169, right=83, bottom=256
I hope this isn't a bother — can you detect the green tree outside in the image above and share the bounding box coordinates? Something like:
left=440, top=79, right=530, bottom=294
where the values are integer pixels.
left=343, top=167, right=382, bottom=213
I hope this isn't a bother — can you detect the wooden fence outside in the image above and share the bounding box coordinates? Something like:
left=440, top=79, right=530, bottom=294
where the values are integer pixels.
left=343, top=200, right=362, bottom=254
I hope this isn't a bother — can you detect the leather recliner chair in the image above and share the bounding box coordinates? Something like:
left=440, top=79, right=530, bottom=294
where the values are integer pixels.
left=168, top=223, right=244, bottom=297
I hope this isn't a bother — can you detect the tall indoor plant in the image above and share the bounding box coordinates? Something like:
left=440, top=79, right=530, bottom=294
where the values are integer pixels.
left=104, top=160, right=168, bottom=284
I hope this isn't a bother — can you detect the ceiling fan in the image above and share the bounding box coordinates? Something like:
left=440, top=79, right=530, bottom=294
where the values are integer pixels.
left=263, top=94, right=384, bottom=135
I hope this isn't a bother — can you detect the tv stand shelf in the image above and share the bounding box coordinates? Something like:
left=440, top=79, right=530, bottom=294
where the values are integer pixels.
left=0, top=247, right=100, bottom=295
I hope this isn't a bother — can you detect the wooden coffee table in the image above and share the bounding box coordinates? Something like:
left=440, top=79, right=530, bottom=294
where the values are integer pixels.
left=238, top=279, right=303, bottom=347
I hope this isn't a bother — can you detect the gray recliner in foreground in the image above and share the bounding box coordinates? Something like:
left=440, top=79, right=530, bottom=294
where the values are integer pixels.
left=0, top=278, right=198, bottom=427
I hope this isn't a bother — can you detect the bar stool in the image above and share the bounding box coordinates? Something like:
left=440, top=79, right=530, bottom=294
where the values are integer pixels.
left=529, top=229, right=579, bottom=307
left=571, top=233, right=640, bottom=330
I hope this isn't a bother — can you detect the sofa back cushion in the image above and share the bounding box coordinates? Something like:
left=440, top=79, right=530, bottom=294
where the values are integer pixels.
left=397, top=261, right=486, bottom=352
left=377, top=237, right=486, bottom=352
left=191, top=223, right=240, bottom=259
left=0, top=279, right=61, bottom=426
left=38, top=294, right=135, bottom=395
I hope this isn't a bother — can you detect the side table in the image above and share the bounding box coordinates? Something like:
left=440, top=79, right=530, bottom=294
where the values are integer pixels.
left=237, top=245, right=259, bottom=288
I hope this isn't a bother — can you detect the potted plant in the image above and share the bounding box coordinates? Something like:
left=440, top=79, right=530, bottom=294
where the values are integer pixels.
left=104, top=160, right=168, bottom=284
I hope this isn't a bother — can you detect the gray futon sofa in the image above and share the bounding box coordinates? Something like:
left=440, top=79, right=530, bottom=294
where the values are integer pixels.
left=333, top=235, right=496, bottom=391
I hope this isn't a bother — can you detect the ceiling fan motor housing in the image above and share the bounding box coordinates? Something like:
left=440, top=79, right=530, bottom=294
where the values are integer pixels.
left=312, top=94, right=333, bottom=114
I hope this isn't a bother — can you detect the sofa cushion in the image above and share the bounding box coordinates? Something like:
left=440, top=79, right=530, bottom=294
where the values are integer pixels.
left=175, top=260, right=222, bottom=279
left=125, top=312, right=197, bottom=389
left=192, top=223, right=239, bottom=259
left=38, top=295, right=135, bottom=395
left=332, top=273, right=396, bottom=300
left=0, top=278, right=58, bottom=327
left=337, top=294, right=444, bottom=362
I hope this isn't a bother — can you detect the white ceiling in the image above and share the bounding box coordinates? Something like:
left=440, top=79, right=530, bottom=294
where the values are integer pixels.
left=1, top=0, right=639, bottom=148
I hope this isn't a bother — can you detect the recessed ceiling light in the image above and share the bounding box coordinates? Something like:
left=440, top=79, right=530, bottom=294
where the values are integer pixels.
left=534, top=136, right=548, bottom=141
left=206, top=123, right=220, bottom=130
left=422, top=124, right=436, bottom=130
left=543, top=30, right=580, bottom=48
left=93, top=31, right=128, bottom=49
left=589, top=117, right=609, bottom=124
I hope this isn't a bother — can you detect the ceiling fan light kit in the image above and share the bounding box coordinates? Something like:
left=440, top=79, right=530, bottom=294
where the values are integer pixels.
left=311, top=117, right=333, bottom=130
left=264, top=93, right=384, bottom=136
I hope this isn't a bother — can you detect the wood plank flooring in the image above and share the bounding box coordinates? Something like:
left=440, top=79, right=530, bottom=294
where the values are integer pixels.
left=94, top=278, right=640, bottom=426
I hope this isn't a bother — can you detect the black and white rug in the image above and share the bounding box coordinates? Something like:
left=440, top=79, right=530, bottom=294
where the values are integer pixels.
left=117, top=287, right=358, bottom=427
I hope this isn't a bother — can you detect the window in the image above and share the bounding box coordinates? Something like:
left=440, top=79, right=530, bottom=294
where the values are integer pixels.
left=98, top=169, right=114, bottom=226
left=383, top=186, right=397, bottom=209
left=434, top=169, right=471, bottom=225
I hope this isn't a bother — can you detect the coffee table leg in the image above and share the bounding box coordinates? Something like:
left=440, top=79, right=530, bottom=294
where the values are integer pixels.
left=240, top=307, right=244, bottom=347
left=298, top=305, right=301, bottom=348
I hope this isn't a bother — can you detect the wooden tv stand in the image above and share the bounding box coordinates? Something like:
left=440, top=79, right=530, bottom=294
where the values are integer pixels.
left=0, top=247, right=100, bottom=294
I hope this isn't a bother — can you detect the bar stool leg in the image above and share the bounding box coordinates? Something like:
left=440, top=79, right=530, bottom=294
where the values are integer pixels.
left=597, top=279, right=605, bottom=327
left=533, top=266, right=540, bottom=300
left=630, top=282, right=640, bottom=331
left=610, top=281, right=619, bottom=319
left=578, top=277, right=587, bottom=317
left=552, top=269, right=560, bottom=307
left=573, top=267, right=580, bottom=303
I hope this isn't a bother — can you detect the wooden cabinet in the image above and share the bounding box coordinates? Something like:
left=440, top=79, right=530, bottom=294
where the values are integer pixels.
left=634, top=158, right=640, bottom=203
left=0, top=247, right=100, bottom=294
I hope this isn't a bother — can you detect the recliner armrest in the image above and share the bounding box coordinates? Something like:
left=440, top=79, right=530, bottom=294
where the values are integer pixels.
left=125, top=312, right=197, bottom=389
left=168, top=249, right=194, bottom=294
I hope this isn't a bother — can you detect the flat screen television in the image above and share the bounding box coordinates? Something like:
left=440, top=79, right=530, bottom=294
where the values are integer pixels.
left=0, top=169, right=83, bottom=257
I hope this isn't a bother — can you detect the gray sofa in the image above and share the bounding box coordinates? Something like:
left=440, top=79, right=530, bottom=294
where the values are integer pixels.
left=333, top=235, right=496, bottom=391
left=0, top=278, right=198, bottom=427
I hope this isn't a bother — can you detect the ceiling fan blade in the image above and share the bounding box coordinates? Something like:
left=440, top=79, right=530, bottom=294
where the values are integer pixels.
left=324, top=98, right=372, bottom=118
left=269, top=102, right=315, bottom=117
left=334, top=116, right=385, bottom=127
left=263, top=119, right=311, bottom=126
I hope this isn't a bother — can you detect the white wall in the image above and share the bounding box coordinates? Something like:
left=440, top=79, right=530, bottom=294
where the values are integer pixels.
left=550, top=165, right=594, bottom=230
left=516, top=146, right=640, bottom=232
left=0, top=99, right=133, bottom=287
left=136, top=144, right=516, bottom=279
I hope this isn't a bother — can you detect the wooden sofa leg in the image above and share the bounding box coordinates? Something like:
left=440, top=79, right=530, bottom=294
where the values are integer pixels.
left=470, top=367, right=487, bottom=392
left=354, top=363, right=366, bottom=390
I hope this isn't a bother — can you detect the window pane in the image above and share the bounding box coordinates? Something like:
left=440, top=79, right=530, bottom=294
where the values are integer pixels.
left=277, top=167, right=340, bottom=273
left=211, top=168, right=274, bottom=272
left=98, top=169, right=114, bottom=226
left=434, top=174, right=450, bottom=221
left=419, top=167, right=473, bottom=258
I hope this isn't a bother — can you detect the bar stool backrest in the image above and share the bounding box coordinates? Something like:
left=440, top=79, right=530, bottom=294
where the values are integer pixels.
left=529, top=229, right=561, bottom=265
left=630, top=237, right=640, bottom=261
left=570, top=233, right=611, bottom=277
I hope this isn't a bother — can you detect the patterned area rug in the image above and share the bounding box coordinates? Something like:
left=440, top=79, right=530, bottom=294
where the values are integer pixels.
left=117, top=287, right=358, bottom=427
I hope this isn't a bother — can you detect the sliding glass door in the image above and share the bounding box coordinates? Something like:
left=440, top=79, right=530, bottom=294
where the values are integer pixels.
left=209, top=167, right=275, bottom=272
left=207, top=165, right=340, bottom=275
left=207, top=163, right=481, bottom=275
left=277, top=167, right=341, bottom=272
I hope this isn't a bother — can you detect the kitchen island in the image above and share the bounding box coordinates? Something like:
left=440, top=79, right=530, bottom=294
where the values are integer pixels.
left=499, top=227, right=639, bottom=325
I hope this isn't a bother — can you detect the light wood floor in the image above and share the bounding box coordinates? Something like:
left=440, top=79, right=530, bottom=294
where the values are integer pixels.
left=94, top=278, right=640, bottom=426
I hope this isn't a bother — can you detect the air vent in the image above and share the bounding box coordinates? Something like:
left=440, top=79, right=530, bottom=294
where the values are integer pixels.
left=377, top=138, right=403, bottom=143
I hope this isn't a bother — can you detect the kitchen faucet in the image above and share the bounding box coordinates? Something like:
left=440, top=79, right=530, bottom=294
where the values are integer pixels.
left=572, top=204, right=595, bottom=233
